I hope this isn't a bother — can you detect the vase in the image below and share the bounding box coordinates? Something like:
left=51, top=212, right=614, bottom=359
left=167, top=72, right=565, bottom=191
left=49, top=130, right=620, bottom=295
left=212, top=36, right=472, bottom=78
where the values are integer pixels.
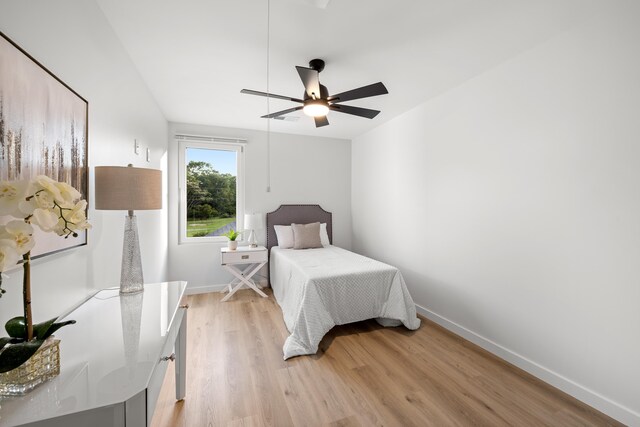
left=228, top=240, right=238, bottom=250
left=0, top=336, right=60, bottom=396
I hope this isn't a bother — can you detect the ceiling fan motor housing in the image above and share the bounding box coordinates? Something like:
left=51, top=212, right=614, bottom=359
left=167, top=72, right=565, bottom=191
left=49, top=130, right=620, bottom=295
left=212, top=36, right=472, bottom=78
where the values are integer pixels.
left=309, top=58, right=325, bottom=72
left=304, top=84, right=329, bottom=101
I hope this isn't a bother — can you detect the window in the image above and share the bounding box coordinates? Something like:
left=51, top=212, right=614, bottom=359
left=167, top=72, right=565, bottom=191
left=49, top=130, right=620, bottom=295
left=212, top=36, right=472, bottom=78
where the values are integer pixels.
left=178, top=138, right=244, bottom=243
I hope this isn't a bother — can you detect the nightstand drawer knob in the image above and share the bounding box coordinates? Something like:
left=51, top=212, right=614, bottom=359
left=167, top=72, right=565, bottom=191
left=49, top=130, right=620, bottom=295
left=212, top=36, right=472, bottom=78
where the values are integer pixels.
left=180, top=304, right=190, bottom=309
left=242, top=255, right=249, bottom=259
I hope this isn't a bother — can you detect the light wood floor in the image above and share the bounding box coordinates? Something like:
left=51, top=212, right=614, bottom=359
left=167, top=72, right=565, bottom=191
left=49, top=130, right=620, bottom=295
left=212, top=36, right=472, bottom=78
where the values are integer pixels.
left=151, top=289, right=621, bottom=427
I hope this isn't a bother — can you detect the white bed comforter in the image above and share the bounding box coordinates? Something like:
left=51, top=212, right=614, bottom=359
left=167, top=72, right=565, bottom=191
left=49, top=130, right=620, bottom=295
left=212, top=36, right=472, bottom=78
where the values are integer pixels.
left=270, top=245, right=421, bottom=359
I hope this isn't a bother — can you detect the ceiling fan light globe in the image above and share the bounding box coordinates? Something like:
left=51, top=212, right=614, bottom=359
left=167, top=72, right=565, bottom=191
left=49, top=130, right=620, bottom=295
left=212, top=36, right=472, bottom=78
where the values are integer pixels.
left=303, top=102, right=329, bottom=117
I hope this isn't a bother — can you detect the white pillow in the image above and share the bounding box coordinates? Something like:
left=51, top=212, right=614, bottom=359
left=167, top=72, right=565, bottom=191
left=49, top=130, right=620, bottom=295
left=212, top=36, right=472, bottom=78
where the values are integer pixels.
left=274, top=225, right=294, bottom=249
left=320, top=223, right=331, bottom=247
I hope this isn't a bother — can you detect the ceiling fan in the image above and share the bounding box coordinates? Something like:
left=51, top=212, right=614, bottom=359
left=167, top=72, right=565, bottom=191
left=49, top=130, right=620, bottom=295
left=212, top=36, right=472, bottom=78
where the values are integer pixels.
left=241, top=59, right=388, bottom=128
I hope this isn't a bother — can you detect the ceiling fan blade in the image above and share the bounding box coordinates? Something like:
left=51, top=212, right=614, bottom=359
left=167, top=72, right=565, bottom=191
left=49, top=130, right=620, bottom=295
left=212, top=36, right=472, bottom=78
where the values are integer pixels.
left=330, top=104, right=380, bottom=119
left=241, top=89, right=304, bottom=103
left=261, top=106, right=303, bottom=119
left=314, top=116, right=329, bottom=127
left=327, top=82, right=388, bottom=103
left=296, top=66, right=321, bottom=99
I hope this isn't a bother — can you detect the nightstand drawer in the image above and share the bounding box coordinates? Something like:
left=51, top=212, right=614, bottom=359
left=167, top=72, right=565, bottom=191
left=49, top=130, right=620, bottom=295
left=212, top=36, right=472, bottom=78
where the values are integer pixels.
left=221, top=249, right=267, bottom=265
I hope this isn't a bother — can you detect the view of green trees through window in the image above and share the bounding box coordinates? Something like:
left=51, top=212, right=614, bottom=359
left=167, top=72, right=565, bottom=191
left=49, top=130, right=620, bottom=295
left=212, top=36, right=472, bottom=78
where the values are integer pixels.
left=186, top=147, right=237, bottom=238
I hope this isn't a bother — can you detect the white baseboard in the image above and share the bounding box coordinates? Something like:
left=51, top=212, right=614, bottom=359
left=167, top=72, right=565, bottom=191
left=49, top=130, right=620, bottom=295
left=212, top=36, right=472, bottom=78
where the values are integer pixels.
left=185, top=278, right=269, bottom=296
left=185, top=284, right=227, bottom=295
left=415, top=304, right=639, bottom=426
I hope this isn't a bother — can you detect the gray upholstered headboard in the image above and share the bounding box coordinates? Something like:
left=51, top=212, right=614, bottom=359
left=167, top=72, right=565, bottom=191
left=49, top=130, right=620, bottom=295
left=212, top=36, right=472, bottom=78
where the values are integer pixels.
left=266, top=204, right=332, bottom=252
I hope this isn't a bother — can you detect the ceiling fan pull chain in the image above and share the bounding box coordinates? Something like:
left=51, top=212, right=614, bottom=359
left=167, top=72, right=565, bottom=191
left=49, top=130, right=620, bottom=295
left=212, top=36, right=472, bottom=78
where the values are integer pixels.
left=265, top=0, right=271, bottom=193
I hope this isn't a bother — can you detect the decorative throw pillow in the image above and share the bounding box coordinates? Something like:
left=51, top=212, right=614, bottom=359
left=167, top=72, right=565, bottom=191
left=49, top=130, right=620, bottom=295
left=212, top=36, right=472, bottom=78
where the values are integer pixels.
left=292, top=222, right=323, bottom=249
left=320, top=223, right=331, bottom=247
left=274, top=225, right=294, bottom=249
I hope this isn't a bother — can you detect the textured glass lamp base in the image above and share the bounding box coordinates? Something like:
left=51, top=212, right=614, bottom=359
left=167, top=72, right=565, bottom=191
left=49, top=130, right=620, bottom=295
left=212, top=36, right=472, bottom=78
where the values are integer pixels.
left=0, top=337, right=60, bottom=397
left=247, top=229, right=258, bottom=247
left=120, top=215, right=144, bottom=294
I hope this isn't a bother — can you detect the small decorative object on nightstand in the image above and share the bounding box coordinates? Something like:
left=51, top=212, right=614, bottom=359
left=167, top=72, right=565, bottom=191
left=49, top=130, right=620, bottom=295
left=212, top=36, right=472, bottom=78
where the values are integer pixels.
left=222, top=228, right=242, bottom=251
left=220, top=246, right=268, bottom=302
left=244, top=213, right=264, bottom=248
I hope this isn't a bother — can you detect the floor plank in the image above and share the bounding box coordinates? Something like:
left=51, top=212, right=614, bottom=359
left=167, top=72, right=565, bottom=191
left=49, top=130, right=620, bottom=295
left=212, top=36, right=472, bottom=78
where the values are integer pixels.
left=151, top=289, right=621, bottom=427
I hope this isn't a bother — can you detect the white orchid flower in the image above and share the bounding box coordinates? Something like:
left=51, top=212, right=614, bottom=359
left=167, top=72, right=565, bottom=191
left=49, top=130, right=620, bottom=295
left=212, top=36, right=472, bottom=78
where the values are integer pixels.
left=67, top=202, right=92, bottom=234
left=31, top=208, right=60, bottom=232
left=20, top=176, right=83, bottom=216
left=0, top=180, right=29, bottom=218
left=24, top=175, right=64, bottom=211
left=69, top=200, right=90, bottom=225
left=30, top=198, right=90, bottom=237
left=32, top=175, right=63, bottom=199
left=54, top=200, right=91, bottom=237
left=2, top=178, right=89, bottom=270
left=55, top=181, right=82, bottom=206
left=0, top=238, right=21, bottom=272
left=20, top=187, right=57, bottom=215
left=0, top=240, right=20, bottom=271
left=0, top=220, right=35, bottom=255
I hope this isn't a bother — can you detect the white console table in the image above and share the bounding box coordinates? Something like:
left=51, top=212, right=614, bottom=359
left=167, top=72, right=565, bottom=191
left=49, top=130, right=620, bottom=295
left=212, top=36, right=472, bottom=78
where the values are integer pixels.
left=0, top=281, right=188, bottom=427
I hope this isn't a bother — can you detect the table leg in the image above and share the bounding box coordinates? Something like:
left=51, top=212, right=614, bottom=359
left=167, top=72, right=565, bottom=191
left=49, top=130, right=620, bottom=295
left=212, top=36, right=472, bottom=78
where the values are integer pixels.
left=237, top=263, right=268, bottom=297
left=221, top=268, right=246, bottom=302
left=175, top=309, right=187, bottom=401
left=222, top=265, right=254, bottom=293
left=221, top=262, right=267, bottom=302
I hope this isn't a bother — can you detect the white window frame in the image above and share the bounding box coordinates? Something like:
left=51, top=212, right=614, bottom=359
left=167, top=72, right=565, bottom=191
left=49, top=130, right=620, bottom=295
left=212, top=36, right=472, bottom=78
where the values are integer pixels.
left=178, top=138, right=245, bottom=244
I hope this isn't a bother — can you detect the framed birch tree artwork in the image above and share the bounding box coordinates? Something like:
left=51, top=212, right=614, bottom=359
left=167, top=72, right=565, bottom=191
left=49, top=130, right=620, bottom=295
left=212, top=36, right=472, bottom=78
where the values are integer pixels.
left=0, top=31, right=88, bottom=258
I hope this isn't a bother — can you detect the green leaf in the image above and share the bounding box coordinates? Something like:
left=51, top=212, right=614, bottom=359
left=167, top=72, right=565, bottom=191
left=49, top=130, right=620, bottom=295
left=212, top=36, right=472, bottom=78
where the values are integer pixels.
left=3, top=317, right=76, bottom=342
left=39, top=320, right=76, bottom=340
left=31, top=317, right=76, bottom=340
left=5, top=316, right=26, bottom=339
left=1, top=337, right=24, bottom=346
left=0, top=337, right=13, bottom=351
left=32, top=317, right=57, bottom=340
left=0, top=339, right=44, bottom=373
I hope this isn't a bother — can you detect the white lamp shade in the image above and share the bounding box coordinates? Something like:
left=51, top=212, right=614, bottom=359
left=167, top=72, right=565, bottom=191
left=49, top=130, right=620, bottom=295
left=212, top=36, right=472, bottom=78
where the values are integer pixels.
left=244, top=213, right=264, bottom=230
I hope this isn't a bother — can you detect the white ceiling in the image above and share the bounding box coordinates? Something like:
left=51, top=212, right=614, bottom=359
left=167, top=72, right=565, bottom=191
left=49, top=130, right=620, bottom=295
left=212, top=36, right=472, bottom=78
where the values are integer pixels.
left=96, top=0, right=592, bottom=139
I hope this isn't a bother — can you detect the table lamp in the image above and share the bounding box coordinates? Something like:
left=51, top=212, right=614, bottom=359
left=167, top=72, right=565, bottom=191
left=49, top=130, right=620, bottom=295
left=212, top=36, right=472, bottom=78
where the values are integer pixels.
left=95, top=164, right=162, bottom=294
left=244, top=213, right=264, bottom=248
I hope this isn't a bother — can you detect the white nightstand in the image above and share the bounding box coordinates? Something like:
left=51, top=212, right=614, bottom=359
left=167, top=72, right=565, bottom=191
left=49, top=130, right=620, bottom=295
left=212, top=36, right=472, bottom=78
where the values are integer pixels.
left=220, top=245, right=268, bottom=302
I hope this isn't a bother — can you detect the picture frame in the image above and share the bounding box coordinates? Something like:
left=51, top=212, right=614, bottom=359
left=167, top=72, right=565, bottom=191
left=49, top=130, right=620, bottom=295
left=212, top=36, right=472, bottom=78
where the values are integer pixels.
left=0, top=31, right=88, bottom=258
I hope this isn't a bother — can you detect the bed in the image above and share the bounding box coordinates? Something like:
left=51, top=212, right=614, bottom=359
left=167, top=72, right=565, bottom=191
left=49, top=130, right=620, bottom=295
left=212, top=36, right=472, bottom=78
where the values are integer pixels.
left=267, top=204, right=421, bottom=359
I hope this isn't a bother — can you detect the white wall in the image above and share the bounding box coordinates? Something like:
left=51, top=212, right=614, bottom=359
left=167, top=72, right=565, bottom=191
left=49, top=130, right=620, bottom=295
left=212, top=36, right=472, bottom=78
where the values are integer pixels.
left=352, top=2, right=639, bottom=425
left=0, top=1, right=168, bottom=326
left=168, top=123, right=351, bottom=291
